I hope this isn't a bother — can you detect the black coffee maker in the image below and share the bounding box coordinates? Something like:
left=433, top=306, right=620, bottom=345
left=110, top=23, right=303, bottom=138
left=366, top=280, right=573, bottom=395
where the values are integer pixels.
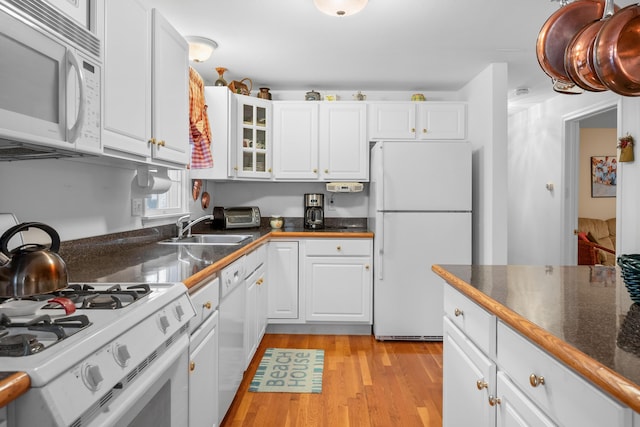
left=304, top=193, right=324, bottom=229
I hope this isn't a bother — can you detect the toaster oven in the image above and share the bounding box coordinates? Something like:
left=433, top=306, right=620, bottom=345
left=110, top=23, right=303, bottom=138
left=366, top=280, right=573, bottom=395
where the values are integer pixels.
left=212, top=206, right=261, bottom=229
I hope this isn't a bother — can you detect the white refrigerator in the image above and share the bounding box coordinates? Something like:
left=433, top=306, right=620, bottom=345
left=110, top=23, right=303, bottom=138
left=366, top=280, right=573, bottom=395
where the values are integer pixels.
left=369, top=141, right=472, bottom=340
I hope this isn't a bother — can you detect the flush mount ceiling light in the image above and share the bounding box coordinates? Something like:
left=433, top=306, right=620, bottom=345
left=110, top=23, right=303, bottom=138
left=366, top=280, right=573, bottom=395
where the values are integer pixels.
left=185, top=36, right=218, bottom=62
left=313, top=0, right=368, bottom=17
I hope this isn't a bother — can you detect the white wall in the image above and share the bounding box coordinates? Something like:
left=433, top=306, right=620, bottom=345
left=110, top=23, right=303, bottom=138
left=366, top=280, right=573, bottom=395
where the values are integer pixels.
left=506, top=90, right=640, bottom=265
left=208, top=181, right=369, bottom=218
left=460, top=63, right=509, bottom=265
left=0, top=159, right=192, bottom=241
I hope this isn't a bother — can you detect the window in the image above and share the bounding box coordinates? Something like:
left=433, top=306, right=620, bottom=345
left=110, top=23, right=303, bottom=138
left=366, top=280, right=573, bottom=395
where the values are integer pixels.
left=143, top=169, right=189, bottom=219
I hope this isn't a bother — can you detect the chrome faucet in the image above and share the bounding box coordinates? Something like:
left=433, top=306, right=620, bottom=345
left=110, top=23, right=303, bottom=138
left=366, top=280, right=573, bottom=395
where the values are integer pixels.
left=176, top=214, right=214, bottom=238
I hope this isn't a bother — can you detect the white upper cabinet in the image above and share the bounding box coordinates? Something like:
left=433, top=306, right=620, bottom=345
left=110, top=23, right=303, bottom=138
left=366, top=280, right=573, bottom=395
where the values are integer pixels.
left=102, top=0, right=189, bottom=167
left=272, top=101, right=368, bottom=181
left=368, top=102, right=466, bottom=140
left=236, top=95, right=271, bottom=179
left=319, top=103, right=368, bottom=181
left=150, top=10, right=189, bottom=165
left=190, top=86, right=237, bottom=180
left=102, top=0, right=150, bottom=157
left=273, top=102, right=319, bottom=180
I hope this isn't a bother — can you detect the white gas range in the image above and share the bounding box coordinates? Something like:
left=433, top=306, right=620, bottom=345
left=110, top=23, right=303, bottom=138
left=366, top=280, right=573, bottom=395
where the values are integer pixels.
left=0, top=282, right=195, bottom=427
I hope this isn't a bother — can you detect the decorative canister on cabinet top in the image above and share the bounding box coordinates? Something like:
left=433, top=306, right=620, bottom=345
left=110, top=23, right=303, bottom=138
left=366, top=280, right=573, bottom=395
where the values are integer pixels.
left=270, top=215, right=284, bottom=229
left=258, top=87, right=272, bottom=100
left=305, top=90, right=321, bottom=101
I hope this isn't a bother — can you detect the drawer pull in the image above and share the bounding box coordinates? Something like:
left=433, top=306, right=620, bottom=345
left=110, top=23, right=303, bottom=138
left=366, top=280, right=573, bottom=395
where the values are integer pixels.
left=454, top=308, right=463, bottom=317
left=488, top=396, right=501, bottom=406
left=336, top=245, right=342, bottom=251
left=476, top=380, right=488, bottom=390
left=529, top=373, right=545, bottom=387
left=203, top=301, right=212, bottom=310
left=189, top=361, right=196, bottom=372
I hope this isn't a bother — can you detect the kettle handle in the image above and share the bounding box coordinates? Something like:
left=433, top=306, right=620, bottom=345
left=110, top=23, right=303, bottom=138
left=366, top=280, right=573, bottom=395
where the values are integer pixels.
left=0, top=222, right=61, bottom=257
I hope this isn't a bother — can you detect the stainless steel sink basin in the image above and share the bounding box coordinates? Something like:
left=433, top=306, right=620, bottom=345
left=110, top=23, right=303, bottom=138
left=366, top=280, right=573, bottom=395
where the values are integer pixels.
left=158, top=234, right=252, bottom=245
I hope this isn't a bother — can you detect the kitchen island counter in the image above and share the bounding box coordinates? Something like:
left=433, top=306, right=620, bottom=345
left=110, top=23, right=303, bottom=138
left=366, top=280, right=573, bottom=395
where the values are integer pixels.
left=432, top=264, right=640, bottom=414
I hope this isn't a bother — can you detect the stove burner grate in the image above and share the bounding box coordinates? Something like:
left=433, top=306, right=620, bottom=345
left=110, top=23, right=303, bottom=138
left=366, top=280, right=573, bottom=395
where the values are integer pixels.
left=0, top=333, right=45, bottom=357
left=0, top=314, right=91, bottom=357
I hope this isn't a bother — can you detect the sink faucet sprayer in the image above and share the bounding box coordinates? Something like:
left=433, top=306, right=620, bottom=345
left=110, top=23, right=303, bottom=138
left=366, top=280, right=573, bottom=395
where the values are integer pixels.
left=176, top=214, right=214, bottom=238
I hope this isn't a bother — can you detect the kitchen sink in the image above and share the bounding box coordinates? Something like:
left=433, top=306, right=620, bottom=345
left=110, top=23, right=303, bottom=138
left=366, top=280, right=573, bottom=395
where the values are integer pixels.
left=158, top=234, right=253, bottom=245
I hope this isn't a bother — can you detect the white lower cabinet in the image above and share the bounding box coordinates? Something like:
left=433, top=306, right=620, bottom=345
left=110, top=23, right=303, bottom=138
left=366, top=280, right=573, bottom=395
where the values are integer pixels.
left=497, top=321, right=630, bottom=427
left=244, top=245, right=267, bottom=368
left=267, top=241, right=299, bottom=320
left=443, top=317, right=496, bottom=427
left=444, top=284, right=633, bottom=427
left=303, top=239, right=372, bottom=322
left=496, top=372, right=555, bottom=427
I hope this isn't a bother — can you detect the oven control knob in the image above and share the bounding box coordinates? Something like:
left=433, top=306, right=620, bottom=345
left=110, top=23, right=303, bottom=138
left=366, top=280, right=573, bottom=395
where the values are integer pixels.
left=113, top=343, right=131, bottom=367
left=82, top=363, right=104, bottom=391
left=158, top=314, right=170, bottom=333
left=174, top=304, right=185, bottom=321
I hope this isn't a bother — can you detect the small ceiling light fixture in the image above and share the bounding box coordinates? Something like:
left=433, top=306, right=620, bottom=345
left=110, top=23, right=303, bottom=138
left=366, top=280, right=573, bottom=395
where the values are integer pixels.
left=313, top=0, right=368, bottom=17
left=185, top=36, right=218, bottom=62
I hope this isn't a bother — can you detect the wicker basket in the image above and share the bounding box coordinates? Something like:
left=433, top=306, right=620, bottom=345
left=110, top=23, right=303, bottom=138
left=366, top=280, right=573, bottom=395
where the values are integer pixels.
left=228, top=78, right=252, bottom=96
left=617, top=254, right=640, bottom=303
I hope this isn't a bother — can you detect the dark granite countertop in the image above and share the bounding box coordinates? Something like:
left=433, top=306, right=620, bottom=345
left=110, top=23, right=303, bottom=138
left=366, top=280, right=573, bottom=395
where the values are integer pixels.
left=433, top=264, right=640, bottom=413
left=62, top=220, right=373, bottom=285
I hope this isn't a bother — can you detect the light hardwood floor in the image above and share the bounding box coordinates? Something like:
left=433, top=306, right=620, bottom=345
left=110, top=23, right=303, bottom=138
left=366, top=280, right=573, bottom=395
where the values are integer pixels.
left=220, top=334, right=443, bottom=427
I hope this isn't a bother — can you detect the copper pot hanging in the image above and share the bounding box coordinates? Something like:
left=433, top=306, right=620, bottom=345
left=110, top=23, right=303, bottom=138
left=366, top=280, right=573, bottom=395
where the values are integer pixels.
left=536, top=0, right=609, bottom=92
left=594, top=3, right=640, bottom=96
left=564, top=0, right=618, bottom=92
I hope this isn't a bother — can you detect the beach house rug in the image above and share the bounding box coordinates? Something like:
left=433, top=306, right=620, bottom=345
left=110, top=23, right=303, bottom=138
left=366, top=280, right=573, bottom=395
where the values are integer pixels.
left=249, top=348, right=324, bottom=393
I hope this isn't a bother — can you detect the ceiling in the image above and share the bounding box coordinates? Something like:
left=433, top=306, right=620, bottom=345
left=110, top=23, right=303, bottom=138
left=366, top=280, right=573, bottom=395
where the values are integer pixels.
left=149, top=0, right=636, bottom=113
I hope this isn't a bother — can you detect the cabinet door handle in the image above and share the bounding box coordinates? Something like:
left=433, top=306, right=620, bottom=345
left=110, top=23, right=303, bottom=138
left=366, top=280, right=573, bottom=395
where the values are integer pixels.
left=159, top=140, right=166, bottom=147
left=365, top=264, right=370, bottom=270
left=488, top=396, right=501, bottom=406
left=148, top=138, right=157, bottom=145
left=454, top=308, right=463, bottom=317
left=313, top=168, right=318, bottom=173
left=189, top=361, right=196, bottom=372
left=476, top=380, right=488, bottom=390
left=529, top=373, right=545, bottom=387
left=203, top=301, right=212, bottom=310
left=411, top=128, right=416, bottom=133
left=324, top=169, right=329, bottom=174
left=422, top=128, right=427, bottom=133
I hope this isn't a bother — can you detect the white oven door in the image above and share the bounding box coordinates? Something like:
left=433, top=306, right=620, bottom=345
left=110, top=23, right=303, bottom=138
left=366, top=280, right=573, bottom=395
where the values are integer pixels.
left=88, top=334, right=190, bottom=427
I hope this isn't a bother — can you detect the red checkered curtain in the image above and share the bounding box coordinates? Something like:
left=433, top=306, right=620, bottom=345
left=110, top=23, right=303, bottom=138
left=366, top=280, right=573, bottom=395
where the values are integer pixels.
left=189, top=67, right=213, bottom=169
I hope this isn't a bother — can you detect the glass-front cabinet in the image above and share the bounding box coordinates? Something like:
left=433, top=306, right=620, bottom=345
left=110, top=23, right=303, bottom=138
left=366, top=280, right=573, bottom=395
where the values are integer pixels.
left=236, top=95, right=271, bottom=178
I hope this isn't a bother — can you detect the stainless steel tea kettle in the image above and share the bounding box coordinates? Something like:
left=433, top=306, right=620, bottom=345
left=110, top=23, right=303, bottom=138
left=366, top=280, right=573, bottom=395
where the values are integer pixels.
left=0, top=222, right=68, bottom=297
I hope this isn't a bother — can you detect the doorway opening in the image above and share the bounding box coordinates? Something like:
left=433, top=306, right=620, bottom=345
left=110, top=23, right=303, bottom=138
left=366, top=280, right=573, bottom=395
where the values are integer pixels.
left=561, top=100, right=621, bottom=265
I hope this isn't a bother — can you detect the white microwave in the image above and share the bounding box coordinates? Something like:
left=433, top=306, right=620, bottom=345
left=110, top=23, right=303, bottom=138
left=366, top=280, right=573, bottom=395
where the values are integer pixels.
left=0, top=0, right=101, bottom=160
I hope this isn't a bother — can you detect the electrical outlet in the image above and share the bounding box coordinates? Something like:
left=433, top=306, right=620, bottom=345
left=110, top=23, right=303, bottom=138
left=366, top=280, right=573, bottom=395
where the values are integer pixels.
left=327, top=197, right=336, bottom=211
left=131, top=198, right=143, bottom=216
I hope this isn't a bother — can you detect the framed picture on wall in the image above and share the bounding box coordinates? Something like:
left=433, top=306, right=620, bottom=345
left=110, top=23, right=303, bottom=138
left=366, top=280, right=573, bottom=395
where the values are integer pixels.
left=591, top=156, right=616, bottom=198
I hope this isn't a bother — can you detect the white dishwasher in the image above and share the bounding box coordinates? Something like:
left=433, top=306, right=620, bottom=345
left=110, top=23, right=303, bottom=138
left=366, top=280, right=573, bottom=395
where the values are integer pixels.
left=218, top=256, right=246, bottom=424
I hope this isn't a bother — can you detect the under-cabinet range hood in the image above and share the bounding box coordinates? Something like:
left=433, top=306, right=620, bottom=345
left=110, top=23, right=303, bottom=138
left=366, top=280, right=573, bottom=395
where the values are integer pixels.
left=0, top=139, right=92, bottom=161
